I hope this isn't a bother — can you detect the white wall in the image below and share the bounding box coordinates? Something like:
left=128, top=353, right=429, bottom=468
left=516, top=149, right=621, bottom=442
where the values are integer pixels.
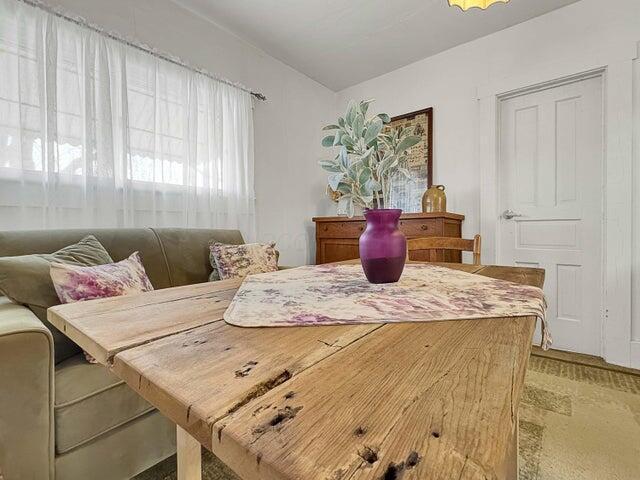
left=37, top=0, right=640, bottom=364
left=43, top=0, right=337, bottom=266
left=337, top=0, right=640, bottom=366
left=338, top=0, right=639, bottom=237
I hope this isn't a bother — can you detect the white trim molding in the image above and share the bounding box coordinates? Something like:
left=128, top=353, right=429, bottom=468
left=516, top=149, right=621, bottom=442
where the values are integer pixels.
left=477, top=41, right=638, bottom=367
left=631, top=41, right=640, bottom=368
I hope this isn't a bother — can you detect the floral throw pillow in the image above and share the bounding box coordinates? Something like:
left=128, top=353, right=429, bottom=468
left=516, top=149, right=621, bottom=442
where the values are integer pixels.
left=50, top=252, right=154, bottom=363
left=210, top=242, right=279, bottom=280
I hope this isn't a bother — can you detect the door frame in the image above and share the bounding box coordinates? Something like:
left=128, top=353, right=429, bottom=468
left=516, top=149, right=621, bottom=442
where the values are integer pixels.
left=477, top=41, right=638, bottom=367
left=496, top=71, right=605, bottom=355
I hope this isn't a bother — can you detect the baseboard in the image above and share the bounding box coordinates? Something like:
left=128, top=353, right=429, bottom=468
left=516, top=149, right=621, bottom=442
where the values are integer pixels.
left=531, top=345, right=640, bottom=376
left=630, top=341, right=640, bottom=370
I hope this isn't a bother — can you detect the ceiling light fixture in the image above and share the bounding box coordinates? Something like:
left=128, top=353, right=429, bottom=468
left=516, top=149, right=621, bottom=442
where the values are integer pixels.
left=448, top=0, right=510, bottom=11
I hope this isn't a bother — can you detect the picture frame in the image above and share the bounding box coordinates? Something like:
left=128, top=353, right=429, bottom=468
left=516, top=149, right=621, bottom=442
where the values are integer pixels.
left=385, top=107, right=433, bottom=212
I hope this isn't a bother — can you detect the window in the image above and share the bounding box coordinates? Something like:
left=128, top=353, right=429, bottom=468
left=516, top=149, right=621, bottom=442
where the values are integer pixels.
left=0, top=0, right=255, bottom=235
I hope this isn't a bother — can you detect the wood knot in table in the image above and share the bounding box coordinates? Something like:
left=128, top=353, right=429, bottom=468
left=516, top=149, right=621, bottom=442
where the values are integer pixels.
left=234, top=360, right=258, bottom=377
left=252, top=405, right=303, bottom=439
left=353, top=426, right=368, bottom=437
left=227, top=369, right=292, bottom=415
left=379, top=451, right=421, bottom=480
left=358, top=445, right=378, bottom=465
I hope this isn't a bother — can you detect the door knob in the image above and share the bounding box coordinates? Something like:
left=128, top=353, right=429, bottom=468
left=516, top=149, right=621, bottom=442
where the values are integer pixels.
left=502, top=209, right=524, bottom=220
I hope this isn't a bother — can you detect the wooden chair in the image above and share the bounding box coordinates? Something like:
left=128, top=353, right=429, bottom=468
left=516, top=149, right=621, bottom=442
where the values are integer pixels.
left=406, top=234, right=482, bottom=265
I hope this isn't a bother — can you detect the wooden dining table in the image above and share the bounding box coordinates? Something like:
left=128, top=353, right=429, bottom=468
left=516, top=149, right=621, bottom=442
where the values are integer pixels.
left=47, top=261, right=544, bottom=480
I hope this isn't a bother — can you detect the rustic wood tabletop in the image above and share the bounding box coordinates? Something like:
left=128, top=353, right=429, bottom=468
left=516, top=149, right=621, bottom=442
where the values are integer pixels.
left=48, top=262, right=544, bottom=480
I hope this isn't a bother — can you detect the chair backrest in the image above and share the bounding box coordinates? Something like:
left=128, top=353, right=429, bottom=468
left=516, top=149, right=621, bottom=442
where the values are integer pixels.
left=407, top=234, right=481, bottom=265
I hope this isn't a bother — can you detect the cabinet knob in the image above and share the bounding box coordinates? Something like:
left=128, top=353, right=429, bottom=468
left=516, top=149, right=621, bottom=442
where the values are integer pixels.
left=420, top=224, right=429, bottom=230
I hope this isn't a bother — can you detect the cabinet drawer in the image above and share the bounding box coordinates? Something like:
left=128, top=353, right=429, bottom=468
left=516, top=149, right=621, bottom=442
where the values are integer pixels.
left=400, top=219, right=439, bottom=237
left=317, top=239, right=360, bottom=264
left=316, top=221, right=365, bottom=238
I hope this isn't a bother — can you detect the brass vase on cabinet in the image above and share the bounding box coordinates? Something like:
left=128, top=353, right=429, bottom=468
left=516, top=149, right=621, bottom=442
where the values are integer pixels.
left=422, top=185, right=446, bottom=213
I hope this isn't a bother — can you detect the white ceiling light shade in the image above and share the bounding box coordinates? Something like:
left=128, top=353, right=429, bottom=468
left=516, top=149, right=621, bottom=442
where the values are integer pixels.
left=448, top=0, right=510, bottom=11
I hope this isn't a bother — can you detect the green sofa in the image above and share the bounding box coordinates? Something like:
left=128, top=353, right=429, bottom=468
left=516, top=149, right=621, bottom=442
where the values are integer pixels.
left=0, top=228, right=245, bottom=480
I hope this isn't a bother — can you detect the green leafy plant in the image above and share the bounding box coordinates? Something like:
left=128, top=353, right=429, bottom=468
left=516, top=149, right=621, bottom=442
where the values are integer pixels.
left=319, top=99, right=421, bottom=217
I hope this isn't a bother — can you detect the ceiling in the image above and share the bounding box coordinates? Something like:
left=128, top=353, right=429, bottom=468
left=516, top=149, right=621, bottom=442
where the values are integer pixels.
left=172, top=0, right=581, bottom=91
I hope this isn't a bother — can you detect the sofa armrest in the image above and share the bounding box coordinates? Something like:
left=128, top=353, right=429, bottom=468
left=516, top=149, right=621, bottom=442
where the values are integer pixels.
left=0, top=297, right=54, bottom=480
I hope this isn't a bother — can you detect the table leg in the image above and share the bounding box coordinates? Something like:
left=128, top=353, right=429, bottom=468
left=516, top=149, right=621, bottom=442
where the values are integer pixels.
left=506, top=419, right=519, bottom=480
left=497, top=415, right=519, bottom=480
left=177, top=425, right=202, bottom=480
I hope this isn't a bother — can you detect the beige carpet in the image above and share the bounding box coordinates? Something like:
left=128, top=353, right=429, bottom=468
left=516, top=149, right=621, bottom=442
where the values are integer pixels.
left=134, top=450, right=238, bottom=480
left=520, top=349, right=640, bottom=480
left=136, top=349, right=640, bottom=480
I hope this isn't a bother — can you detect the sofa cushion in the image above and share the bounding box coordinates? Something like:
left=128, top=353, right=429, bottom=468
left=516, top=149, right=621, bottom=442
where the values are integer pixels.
left=0, top=228, right=173, bottom=290
left=54, top=410, right=175, bottom=480
left=54, top=354, right=153, bottom=454
left=0, top=236, right=113, bottom=363
left=151, top=228, right=245, bottom=286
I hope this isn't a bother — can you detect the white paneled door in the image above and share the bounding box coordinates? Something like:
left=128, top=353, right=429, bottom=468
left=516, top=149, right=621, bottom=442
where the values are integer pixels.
left=498, top=75, right=603, bottom=355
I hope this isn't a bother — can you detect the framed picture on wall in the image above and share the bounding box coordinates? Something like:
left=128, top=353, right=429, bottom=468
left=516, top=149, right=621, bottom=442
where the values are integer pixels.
left=385, top=107, right=433, bottom=212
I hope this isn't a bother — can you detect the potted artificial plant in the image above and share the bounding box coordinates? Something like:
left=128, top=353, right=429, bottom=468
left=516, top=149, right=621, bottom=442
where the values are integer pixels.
left=319, top=99, right=421, bottom=283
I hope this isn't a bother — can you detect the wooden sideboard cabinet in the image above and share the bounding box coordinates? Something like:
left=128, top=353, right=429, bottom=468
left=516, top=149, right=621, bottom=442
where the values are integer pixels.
left=313, top=212, right=465, bottom=264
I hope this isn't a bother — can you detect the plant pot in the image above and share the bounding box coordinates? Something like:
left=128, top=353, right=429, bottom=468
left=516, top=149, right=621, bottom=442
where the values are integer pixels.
left=359, top=208, right=407, bottom=284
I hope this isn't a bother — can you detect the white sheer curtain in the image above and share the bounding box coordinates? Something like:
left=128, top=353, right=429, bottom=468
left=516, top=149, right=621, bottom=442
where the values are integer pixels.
left=0, top=0, right=255, bottom=239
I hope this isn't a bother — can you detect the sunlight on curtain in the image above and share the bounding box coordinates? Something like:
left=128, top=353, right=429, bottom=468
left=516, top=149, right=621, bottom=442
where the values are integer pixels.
left=0, top=0, right=255, bottom=239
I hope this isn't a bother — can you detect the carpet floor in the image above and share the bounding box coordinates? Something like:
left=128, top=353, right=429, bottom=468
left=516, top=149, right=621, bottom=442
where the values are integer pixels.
left=135, top=349, right=640, bottom=480
left=519, top=348, right=640, bottom=480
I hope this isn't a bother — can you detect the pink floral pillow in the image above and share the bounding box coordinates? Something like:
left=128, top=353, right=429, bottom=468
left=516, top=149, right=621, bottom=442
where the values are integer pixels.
left=50, top=252, right=154, bottom=363
left=210, top=242, right=279, bottom=280
left=51, top=251, right=153, bottom=303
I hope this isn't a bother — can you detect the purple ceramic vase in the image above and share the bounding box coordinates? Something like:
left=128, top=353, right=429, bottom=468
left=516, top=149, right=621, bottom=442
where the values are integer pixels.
left=359, top=208, right=407, bottom=284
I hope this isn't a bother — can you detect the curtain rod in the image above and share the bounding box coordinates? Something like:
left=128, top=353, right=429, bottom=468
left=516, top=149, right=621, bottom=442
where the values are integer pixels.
left=19, top=0, right=267, bottom=101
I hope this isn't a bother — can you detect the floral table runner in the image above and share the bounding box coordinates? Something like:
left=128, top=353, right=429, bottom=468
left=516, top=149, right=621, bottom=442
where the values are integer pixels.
left=224, top=263, right=551, bottom=349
